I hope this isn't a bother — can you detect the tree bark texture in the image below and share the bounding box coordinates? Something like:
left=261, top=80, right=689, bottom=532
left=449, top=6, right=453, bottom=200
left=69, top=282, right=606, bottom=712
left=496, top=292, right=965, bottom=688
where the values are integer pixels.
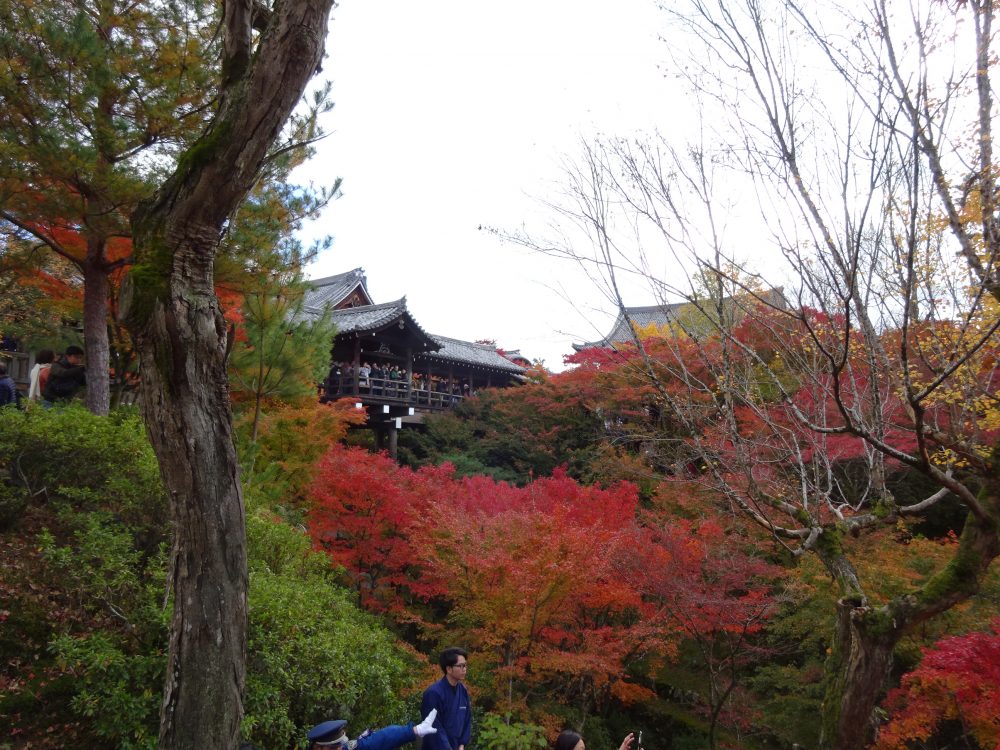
left=120, top=1, right=336, bottom=747
left=820, top=598, right=897, bottom=750
left=130, top=230, right=247, bottom=749
left=81, top=258, right=111, bottom=416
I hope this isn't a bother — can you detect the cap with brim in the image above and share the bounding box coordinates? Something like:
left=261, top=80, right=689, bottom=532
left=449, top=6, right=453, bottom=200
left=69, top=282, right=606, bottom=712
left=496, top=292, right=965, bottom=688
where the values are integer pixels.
left=308, top=720, right=349, bottom=746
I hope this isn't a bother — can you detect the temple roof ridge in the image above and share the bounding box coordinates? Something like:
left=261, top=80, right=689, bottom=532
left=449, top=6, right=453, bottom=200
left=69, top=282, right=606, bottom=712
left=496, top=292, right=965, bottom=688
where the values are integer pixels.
left=573, top=289, right=786, bottom=351
left=304, top=268, right=373, bottom=311
left=422, top=334, right=525, bottom=373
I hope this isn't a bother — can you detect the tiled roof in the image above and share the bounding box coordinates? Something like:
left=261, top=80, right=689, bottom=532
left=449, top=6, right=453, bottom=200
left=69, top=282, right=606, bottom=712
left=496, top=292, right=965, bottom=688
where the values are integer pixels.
left=320, top=298, right=425, bottom=334
left=324, top=299, right=403, bottom=333
left=573, top=290, right=786, bottom=350
left=419, top=335, right=525, bottom=374
left=502, top=349, right=532, bottom=365
left=303, top=268, right=371, bottom=314
left=573, top=303, right=689, bottom=350
left=299, top=268, right=527, bottom=376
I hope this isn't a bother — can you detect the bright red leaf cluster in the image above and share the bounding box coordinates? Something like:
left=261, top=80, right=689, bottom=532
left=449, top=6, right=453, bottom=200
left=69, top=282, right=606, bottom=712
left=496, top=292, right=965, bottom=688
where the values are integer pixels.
left=876, top=620, right=1000, bottom=750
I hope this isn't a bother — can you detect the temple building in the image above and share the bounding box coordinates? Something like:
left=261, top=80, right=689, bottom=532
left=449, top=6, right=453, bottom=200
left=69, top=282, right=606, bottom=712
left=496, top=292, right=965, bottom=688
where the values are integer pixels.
left=302, top=269, right=525, bottom=456
left=572, top=302, right=695, bottom=350
left=573, top=290, right=786, bottom=351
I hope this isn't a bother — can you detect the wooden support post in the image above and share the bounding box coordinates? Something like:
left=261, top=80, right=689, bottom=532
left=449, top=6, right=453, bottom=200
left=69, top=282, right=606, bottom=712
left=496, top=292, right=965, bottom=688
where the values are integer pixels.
left=406, top=347, right=413, bottom=401
left=388, top=422, right=398, bottom=460
left=352, top=337, right=361, bottom=396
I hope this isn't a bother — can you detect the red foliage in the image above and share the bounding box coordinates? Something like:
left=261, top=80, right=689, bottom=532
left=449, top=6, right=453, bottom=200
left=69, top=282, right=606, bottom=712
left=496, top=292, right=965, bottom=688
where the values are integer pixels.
left=565, top=300, right=1000, bottom=544
left=307, top=445, right=448, bottom=613
left=16, top=265, right=82, bottom=309
left=410, top=470, right=654, bottom=711
left=876, top=621, right=1000, bottom=750
left=628, top=518, right=779, bottom=638
left=619, top=514, right=780, bottom=735
left=23, top=217, right=132, bottom=270
left=215, top=285, right=246, bottom=331
left=305, top=444, right=783, bottom=721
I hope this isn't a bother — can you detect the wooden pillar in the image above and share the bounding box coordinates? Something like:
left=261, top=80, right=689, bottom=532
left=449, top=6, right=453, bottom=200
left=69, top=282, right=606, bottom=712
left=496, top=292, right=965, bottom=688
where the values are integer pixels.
left=352, top=337, right=361, bottom=396
left=406, top=346, right=413, bottom=400
left=388, top=423, right=398, bottom=460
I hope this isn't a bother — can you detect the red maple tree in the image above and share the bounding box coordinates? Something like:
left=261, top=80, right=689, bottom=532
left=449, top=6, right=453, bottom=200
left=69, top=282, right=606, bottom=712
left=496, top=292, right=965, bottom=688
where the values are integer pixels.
left=876, top=620, right=1000, bottom=750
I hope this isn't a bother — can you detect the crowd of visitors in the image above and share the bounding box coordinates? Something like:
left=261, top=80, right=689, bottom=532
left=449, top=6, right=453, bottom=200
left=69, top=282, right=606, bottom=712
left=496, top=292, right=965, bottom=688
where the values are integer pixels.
left=325, top=361, right=474, bottom=404
left=0, top=345, right=86, bottom=408
left=5, top=344, right=481, bottom=411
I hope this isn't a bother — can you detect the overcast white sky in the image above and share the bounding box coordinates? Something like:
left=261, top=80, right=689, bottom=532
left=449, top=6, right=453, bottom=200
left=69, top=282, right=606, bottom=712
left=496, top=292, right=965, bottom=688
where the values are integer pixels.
left=297, top=0, right=690, bottom=370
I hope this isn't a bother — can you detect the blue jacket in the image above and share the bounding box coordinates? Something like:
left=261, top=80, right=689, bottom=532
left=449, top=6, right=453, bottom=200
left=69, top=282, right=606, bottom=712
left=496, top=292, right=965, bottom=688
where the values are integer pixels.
left=355, top=724, right=417, bottom=750
left=420, top=678, right=472, bottom=750
left=0, top=376, right=16, bottom=407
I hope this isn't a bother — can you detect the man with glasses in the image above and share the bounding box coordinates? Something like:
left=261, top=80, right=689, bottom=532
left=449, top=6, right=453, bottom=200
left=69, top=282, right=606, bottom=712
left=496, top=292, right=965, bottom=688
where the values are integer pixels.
left=421, top=648, right=472, bottom=750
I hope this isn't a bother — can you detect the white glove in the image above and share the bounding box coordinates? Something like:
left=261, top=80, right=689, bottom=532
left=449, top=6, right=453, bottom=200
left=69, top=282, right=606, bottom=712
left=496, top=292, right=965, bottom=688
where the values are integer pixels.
left=414, top=709, right=438, bottom=737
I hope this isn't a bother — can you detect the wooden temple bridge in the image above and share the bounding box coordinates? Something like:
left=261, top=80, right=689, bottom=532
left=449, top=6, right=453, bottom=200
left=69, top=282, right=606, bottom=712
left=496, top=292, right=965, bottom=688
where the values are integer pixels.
left=303, top=269, right=525, bottom=457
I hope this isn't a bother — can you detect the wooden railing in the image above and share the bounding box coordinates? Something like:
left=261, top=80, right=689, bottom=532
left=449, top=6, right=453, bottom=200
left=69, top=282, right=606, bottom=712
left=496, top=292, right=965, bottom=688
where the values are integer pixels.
left=2, top=352, right=31, bottom=388
left=325, top=375, right=465, bottom=409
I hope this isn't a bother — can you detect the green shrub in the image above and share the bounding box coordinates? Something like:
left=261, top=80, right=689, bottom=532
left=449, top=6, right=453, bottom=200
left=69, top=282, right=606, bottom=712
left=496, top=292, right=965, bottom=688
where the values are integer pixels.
left=243, top=509, right=415, bottom=748
left=475, top=714, right=548, bottom=750
left=3, top=407, right=415, bottom=748
left=45, top=510, right=416, bottom=750
left=42, top=510, right=169, bottom=749
left=0, top=405, right=167, bottom=533
left=51, top=631, right=163, bottom=750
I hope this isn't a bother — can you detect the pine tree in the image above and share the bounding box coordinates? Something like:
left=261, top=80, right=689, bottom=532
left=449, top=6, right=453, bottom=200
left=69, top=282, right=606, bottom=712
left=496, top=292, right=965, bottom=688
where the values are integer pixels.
left=0, top=0, right=218, bottom=413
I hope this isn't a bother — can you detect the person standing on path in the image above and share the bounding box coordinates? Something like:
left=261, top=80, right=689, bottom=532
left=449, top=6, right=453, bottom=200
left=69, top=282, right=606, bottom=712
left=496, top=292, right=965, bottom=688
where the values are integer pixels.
left=42, top=345, right=86, bottom=404
left=421, top=648, right=472, bottom=750
left=28, top=349, right=55, bottom=402
left=0, top=362, right=17, bottom=408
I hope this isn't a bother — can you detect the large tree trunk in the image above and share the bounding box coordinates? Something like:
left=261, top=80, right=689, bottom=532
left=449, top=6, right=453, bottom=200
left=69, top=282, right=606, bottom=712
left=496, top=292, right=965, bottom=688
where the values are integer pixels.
left=120, top=1, right=337, bottom=747
left=819, top=598, right=898, bottom=750
left=130, top=228, right=247, bottom=748
left=81, top=258, right=111, bottom=415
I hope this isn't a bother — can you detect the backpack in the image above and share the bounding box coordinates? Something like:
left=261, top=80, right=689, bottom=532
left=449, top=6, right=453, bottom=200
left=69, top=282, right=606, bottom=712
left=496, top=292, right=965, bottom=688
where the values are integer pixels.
left=42, top=362, right=82, bottom=400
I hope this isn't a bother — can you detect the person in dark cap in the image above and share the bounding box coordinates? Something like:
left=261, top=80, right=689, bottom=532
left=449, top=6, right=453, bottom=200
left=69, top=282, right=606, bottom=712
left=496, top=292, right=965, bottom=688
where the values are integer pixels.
left=307, top=709, right=438, bottom=750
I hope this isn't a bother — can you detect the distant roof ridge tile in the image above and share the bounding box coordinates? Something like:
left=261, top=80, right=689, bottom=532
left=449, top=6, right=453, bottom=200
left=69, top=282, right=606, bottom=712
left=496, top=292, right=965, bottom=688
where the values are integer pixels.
left=308, top=267, right=366, bottom=286
left=574, top=289, right=787, bottom=350
left=324, top=299, right=442, bottom=350
left=624, top=301, right=688, bottom=313
left=428, top=333, right=496, bottom=348
left=419, top=334, right=525, bottom=373
left=336, top=297, right=404, bottom=312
